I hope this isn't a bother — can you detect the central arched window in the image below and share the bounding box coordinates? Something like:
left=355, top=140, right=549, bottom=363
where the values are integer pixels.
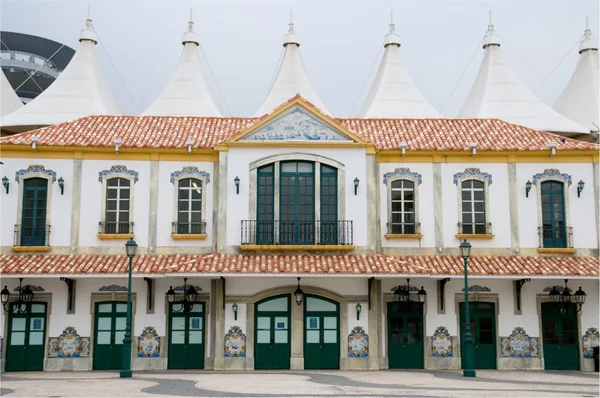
left=540, top=181, right=566, bottom=248
left=460, top=180, right=486, bottom=234
left=176, top=178, right=203, bottom=234
left=105, top=177, right=131, bottom=234
left=390, top=180, right=415, bottom=234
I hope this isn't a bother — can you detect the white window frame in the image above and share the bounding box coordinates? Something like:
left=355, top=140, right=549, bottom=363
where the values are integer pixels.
left=455, top=175, right=491, bottom=235
left=386, top=177, right=420, bottom=235
left=171, top=174, right=209, bottom=235
left=534, top=175, right=571, bottom=248
left=100, top=173, right=136, bottom=234
left=15, top=171, right=55, bottom=246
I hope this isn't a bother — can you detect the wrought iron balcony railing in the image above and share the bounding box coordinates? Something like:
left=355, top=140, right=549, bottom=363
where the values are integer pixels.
left=538, top=224, right=573, bottom=249
left=14, top=225, right=51, bottom=246
left=172, top=222, right=207, bottom=235
left=458, top=222, right=492, bottom=235
left=241, top=220, right=353, bottom=246
left=386, top=222, right=421, bottom=235
left=98, top=222, right=134, bottom=235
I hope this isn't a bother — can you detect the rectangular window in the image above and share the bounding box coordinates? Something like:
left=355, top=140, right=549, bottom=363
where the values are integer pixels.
left=390, top=180, right=416, bottom=234
left=105, top=178, right=130, bottom=234
left=460, top=180, right=485, bottom=234
left=256, top=165, right=274, bottom=244
left=176, top=178, right=203, bottom=234
left=320, top=165, right=338, bottom=244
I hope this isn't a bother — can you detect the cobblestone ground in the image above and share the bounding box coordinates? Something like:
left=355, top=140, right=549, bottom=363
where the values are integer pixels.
left=0, top=370, right=598, bottom=397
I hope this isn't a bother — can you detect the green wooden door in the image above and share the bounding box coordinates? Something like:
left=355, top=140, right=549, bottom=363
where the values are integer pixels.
left=304, top=295, right=339, bottom=370
left=541, top=181, right=567, bottom=248
left=541, top=302, right=579, bottom=370
left=387, top=301, right=424, bottom=369
left=168, top=302, right=205, bottom=369
left=255, top=295, right=291, bottom=370
left=459, top=302, right=497, bottom=369
left=21, top=178, right=48, bottom=246
left=93, top=302, right=127, bottom=370
left=280, top=161, right=315, bottom=245
left=320, top=165, right=338, bottom=244
left=5, top=302, right=47, bottom=371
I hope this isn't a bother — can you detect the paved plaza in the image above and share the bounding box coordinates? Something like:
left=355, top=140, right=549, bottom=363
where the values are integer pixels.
left=0, top=370, right=598, bottom=397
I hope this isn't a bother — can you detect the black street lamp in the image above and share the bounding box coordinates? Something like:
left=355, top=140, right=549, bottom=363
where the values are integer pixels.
left=1, top=278, right=33, bottom=313
left=459, top=239, right=476, bottom=378
left=166, top=278, right=200, bottom=313
left=120, top=238, right=137, bottom=379
left=550, top=279, right=586, bottom=313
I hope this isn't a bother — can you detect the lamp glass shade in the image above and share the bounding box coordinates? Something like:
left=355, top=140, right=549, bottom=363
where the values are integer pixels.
left=525, top=180, right=532, bottom=189
left=1, top=286, right=10, bottom=305
left=393, top=287, right=402, bottom=302
left=21, top=285, right=33, bottom=303
left=549, top=287, right=561, bottom=303
left=2, top=176, right=8, bottom=186
left=459, top=239, right=472, bottom=259
left=234, top=176, right=240, bottom=186
left=166, top=286, right=176, bottom=303
left=418, top=286, right=427, bottom=302
left=186, top=286, right=198, bottom=303
left=354, top=177, right=359, bottom=187
left=294, top=287, right=304, bottom=306
left=574, top=287, right=586, bottom=305
left=578, top=180, right=585, bottom=189
left=125, top=238, right=138, bottom=258
left=356, top=302, right=362, bottom=314
left=561, top=288, right=571, bottom=303
left=58, top=177, right=64, bottom=186
left=232, top=302, right=238, bottom=313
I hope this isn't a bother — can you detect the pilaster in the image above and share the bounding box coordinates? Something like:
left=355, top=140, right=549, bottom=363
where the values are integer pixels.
left=367, top=279, right=381, bottom=370
left=433, top=163, right=444, bottom=250
left=147, top=160, right=159, bottom=252
left=507, top=163, right=520, bottom=252
left=217, top=152, right=228, bottom=252
left=594, top=162, right=599, bottom=250
left=290, top=300, right=304, bottom=369
left=367, top=154, right=378, bottom=252
left=211, top=278, right=225, bottom=369
left=69, top=159, right=83, bottom=251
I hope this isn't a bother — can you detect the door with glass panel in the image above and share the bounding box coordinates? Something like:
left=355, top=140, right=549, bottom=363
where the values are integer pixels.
left=168, top=302, right=205, bottom=369
left=254, top=295, right=291, bottom=370
left=304, top=295, right=339, bottom=370
left=256, top=164, right=275, bottom=244
left=93, top=301, right=127, bottom=370
left=5, top=302, right=47, bottom=371
left=459, top=302, right=497, bottom=369
left=280, top=161, right=315, bottom=245
left=541, top=181, right=567, bottom=248
left=541, top=302, right=579, bottom=370
left=20, top=178, right=48, bottom=246
left=387, top=301, right=424, bottom=369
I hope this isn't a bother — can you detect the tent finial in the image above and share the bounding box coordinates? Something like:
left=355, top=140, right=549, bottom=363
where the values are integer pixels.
left=289, top=9, right=294, bottom=33
left=188, top=7, right=194, bottom=32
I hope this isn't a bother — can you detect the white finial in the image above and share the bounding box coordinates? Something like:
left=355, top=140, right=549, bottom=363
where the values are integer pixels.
left=586, top=15, right=589, bottom=30
left=80, top=6, right=98, bottom=44
left=283, top=9, right=300, bottom=46
left=488, top=10, right=492, bottom=27
left=482, top=11, right=500, bottom=48
left=391, top=10, right=394, bottom=25
left=188, top=7, right=194, bottom=32
left=579, top=15, right=598, bottom=53
left=288, top=9, right=294, bottom=33
left=384, top=11, right=401, bottom=47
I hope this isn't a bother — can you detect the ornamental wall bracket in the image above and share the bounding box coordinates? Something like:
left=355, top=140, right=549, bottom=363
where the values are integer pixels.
left=383, top=168, right=422, bottom=185
left=98, top=165, right=139, bottom=183
left=461, top=285, right=491, bottom=292
left=15, top=165, right=57, bottom=183
left=453, top=168, right=492, bottom=185
left=99, top=285, right=128, bottom=292
left=532, top=169, right=572, bottom=186
left=170, top=166, right=210, bottom=184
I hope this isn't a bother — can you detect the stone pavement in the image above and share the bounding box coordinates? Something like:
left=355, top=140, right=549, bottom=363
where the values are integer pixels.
left=0, top=370, right=598, bottom=397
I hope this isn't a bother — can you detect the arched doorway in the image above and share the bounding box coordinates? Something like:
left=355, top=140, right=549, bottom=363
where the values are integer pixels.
left=254, top=294, right=291, bottom=370
left=304, top=295, right=340, bottom=369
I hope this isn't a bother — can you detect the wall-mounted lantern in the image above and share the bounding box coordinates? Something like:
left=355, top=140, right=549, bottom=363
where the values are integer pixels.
left=577, top=180, right=585, bottom=198
left=525, top=180, right=532, bottom=198
left=354, top=177, right=359, bottom=195
left=294, top=277, right=304, bottom=306
left=469, top=142, right=477, bottom=156
left=548, top=140, right=557, bottom=156
left=114, top=138, right=122, bottom=154
left=417, top=286, right=427, bottom=302
left=232, top=302, right=238, bottom=321
left=1, top=278, right=34, bottom=313
left=2, top=176, right=9, bottom=194
left=186, top=139, right=194, bottom=155
left=58, top=177, right=65, bottom=195
left=355, top=302, right=362, bottom=320
left=549, top=279, right=586, bottom=313
left=399, top=142, right=407, bottom=157
left=31, top=136, right=39, bottom=152
left=234, top=176, right=240, bottom=195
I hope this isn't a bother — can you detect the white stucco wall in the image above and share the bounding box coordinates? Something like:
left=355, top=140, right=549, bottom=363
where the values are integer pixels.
left=225, top=276, right=368, bottom=298
left=224, top=302, right=247, bottom=336
left=347, top=302, right=368, bottom=335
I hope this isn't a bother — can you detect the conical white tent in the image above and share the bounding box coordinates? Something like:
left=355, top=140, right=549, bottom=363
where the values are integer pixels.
left=361, top=17, right=440, bottom=118
left=554, top=22, right=599, bottom=132
left=1, top=70, right=23, bottom=117
left=254, top=16, right=328, bottom=116
left=143, top=16, right=221, bottom=116
left=1, top=18, right=120, bottom=134
left=458, top=22, right=589, bottom=135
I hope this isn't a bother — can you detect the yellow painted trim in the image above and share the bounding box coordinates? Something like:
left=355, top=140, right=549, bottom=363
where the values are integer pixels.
left=240, top=245, right=355, bottom=251
left=537, top=248, right=578, bottom=254
left=11, top=246, right=50, bottom=252
left=455, top=234, right=495, bottom=240
left=171, top=233, right=207, bottom=240
left=97, top=233, right=135, bottom=240
left=376, top=150, right=599, bottom=164
left=227, top=142, right=369, bottom=149
left=384, top=234, right=424, bottom=240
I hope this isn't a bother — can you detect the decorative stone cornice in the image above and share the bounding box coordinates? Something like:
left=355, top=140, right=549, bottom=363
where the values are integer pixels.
left=170, top=166, right=210, bottom=184
left=532, top=169, right=572, bottom=186
left=98, top=165, right=139, bottom=183
left=453, top=168, right=492, bottom=185
left=15, top=165, right=57, bottom=183
left=383, top=168, right=422, bottom=185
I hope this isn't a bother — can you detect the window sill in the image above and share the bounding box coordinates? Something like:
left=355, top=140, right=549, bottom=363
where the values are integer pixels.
left=97, top=233, right=135, bottom=240
left=12, top=246, right=51, bottom=252
left=385, top=234, right=424, bottom=240
left=240, top=245, right=355, bottom=251
left=455, top=234, right=495, bottom=240
left=537, top=248, right=577, bottom=254
left=171, top=234, right=207, bottom=240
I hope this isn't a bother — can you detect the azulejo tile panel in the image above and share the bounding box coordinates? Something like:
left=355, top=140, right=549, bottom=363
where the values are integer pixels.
left=47, top=327, right=90, bottom=358
left=137, top=326, right=160, bottom=358
left=98, top=165, right=139, bottom=183
left=98, top=284, right=127, bottom=292
left=453, top=168, right=492, bottom=185
left=532, top=169, right=572, bottom=186
left=348, top=326, right=369, bottom=358
left=15, top=165, right=57, bottom=183
left=462, top=285, right=491, bottom=292
left=170, top=166, right=210, bottom=184
left=224, top=326, right=246, bottom=357
left=382, top=168, right=423, bottom=185
left=431, top=326, right=453, bottom=357
left=582, top=327, right=599, bottom=358
left=500, top=327, right=539, bottom=358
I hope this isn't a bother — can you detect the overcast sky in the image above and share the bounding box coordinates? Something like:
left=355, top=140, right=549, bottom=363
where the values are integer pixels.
left=1, top=0, right=598, bottom=117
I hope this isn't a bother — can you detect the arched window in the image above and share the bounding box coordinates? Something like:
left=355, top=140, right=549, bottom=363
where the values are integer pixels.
left=540, top=181, right=567, bottom=248
left=176, top=178, right=203, bottom=234
left=104, top=177, right=131, bottom=234
left=460, top=180, right=486, bottom=234
left=389, top=179, right=416, bottom=234
left=20, top=178, right=49, bottom=246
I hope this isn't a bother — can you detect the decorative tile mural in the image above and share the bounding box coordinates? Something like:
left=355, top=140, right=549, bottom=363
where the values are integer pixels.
left=224, top=326, right=246, bottom=357
left=242, top=107, right=351, bottom=142
left=348, top=326, right=369, bottom=358
left=173, top=284, right=202, bottom=292
left=532, top=169, right=572, bottom=186
left=137, top=326, right=160, bottom=358
left=99, top=285, right=127, bottom=292
left=500, top=327, right=539, bottom=358
left=13, top=285, right=45, bottom=292
left=542, top=285, right=571, bottom=293
left=170, top=166, right=210, bottom=184
left=98, top=165, right=139, bottom=183
left=15, top=165, right=57, bottom=183
left=453, top=168, right=492, bottom=186
left=390, top=285, right=418, bottom=292
left=431, top=326, right=453, bottom=357
left=382, top=168, right=423, bottom=185
left=47, top=327, right=90, bottom=358
left=582, top=327, right=599, bottom=358
left=462, top=285, right=491, bottom=292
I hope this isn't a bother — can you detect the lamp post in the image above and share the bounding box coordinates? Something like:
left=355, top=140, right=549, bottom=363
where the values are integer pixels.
left=120, top=238, right=137, bottom=379
left=459, top=239, right=476, bottom=378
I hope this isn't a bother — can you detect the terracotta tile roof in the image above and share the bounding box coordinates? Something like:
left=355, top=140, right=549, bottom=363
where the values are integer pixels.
left=1, top=254, right=597, bottom=277
left=2, top=115, right=597, bottom=152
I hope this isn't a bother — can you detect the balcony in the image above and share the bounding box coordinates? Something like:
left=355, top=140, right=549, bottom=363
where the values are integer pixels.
left=13, top=225, right=51, bottom=252
left=538, top=224, right=575, bottom=254
left=171, top=222, right=207, bottom=240
left=385, top=222, right=423, bottom=239
left=240, top=220, right=354, bottom=251
left=97, top=222, right=134, bottom=240
left=456, top=222, right=494, bottom=240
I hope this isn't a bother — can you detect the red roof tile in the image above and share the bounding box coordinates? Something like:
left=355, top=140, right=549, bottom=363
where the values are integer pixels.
left=1, top=115, right=596, bottom=152
left=0, top=254, right=596, bottom=277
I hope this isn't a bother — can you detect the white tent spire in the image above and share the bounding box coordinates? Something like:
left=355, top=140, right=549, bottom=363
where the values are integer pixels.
left=142, top=10, right=221, bottom=116
left=1, top=70, right=23, bottom=117
left=458, top=20, right=589, bottom=135
left=554, top=18, right=599, bottom=132
left=360, top=12, right=441, bottom=118
left=254, top=13, right=329, bottom=116
left=1, top=16, right=120, bottom=133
